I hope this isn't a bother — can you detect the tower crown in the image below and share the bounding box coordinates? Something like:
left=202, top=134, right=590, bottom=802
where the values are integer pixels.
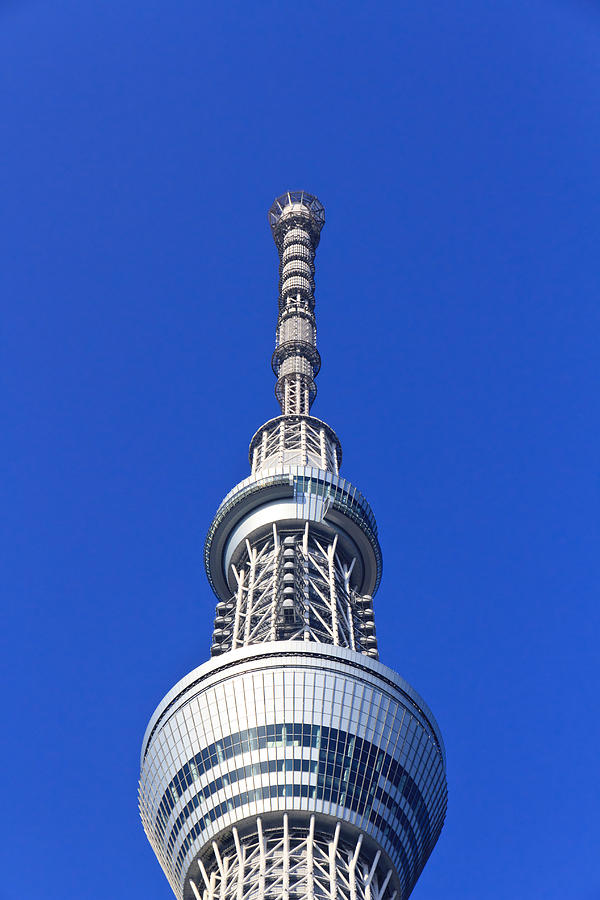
left=204, top=191, right=383, bottom=655
left=268, top=190, right=325, bottom=246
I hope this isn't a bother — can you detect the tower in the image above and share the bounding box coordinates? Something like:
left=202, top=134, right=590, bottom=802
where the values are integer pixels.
left=139, top=191, right=447, bottom=900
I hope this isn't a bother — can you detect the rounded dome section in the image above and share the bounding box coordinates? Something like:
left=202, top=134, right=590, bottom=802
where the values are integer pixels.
left=139, top=644, right=447, bottom=900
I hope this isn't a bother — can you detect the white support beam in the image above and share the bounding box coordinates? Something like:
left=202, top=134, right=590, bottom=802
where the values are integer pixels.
left=219, top=857, right=229, bottom=900
left=243, top=541, right=257, bottom=646
left=278, top=420, right=286, bottom=463
left=306, top=815, right=315, bottom=900
left=328, top=536, right=340, bottom=645
left=261, top=428, right=268, bottom=467
left=232, top=826, right=246, bottom=900
left=197, top=859, right=212, bottom=893
left=350, top=835, right=363, bottom=869
left=319, top=427, right=328, bottom=470
left=257, top=817, right=266, bottom=900
left=269, top=525, right=280, bottom=641
left=329, top=822, right=341, bottom=900
left=282, top=813, right=290, bottom=900
left=365, top=851, right=381, bottom=888
left=212, top=842, right=225, bottom=879
left=375, top=867, right=393, bottom=900
left=231, top=566, right=245, bottom=650
left=348, top=834, right=363, bottom=900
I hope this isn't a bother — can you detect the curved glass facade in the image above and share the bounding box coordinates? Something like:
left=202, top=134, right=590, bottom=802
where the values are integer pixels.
left=139, top=644, right=446, bottom=900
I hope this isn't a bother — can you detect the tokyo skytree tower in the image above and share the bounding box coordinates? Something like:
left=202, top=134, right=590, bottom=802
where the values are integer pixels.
left=139, top=192, right=447, bottom=900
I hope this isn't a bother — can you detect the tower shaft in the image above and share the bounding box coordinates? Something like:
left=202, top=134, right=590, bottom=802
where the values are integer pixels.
left=139, top=192, right=447, bottom=900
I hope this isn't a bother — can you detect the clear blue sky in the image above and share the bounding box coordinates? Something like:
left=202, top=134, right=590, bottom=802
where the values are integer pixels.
left=2, top=1, right=599, bottom=897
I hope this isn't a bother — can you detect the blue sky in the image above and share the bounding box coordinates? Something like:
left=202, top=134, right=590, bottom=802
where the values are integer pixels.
left=2, top=1, right=599, bottom=897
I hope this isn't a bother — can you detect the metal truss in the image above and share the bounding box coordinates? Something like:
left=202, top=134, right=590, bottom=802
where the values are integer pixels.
left=276, top=371, right=315, bottom=417
left=190, top=815, right=397, bottom=900
left=250, top=416, right=341, bottom=474
left=211, top=524, right=378, bottom=659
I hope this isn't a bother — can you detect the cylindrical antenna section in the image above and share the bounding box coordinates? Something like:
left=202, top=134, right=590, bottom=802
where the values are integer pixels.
left=268, top=191, right=325, bottom=416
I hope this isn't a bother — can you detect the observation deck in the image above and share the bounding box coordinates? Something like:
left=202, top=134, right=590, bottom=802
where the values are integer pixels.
left=139, top=643, right=447, bottom=900
left=204, top=465, right=382, bottom=604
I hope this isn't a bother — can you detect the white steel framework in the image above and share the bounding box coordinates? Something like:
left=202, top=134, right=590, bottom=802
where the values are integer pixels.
left=249, top=416, right=341, bottom=475
left=210, top=523, right=377, bottom=658
left=190, top=816, right=397, bottom=900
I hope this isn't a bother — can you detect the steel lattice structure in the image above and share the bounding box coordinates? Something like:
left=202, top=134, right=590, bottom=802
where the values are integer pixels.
left=139, top=192, right=447, bottom=900
left=190, top=816, right=397, bottom=900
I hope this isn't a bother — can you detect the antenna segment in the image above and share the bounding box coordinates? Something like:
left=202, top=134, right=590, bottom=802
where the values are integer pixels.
left=269, top=191, right=325, bottom=416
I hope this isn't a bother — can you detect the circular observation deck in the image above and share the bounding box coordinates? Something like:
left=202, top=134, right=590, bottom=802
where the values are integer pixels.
left=139, top=643, right=447, bottom=900
left=204, top=466, right=382, bottom=603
